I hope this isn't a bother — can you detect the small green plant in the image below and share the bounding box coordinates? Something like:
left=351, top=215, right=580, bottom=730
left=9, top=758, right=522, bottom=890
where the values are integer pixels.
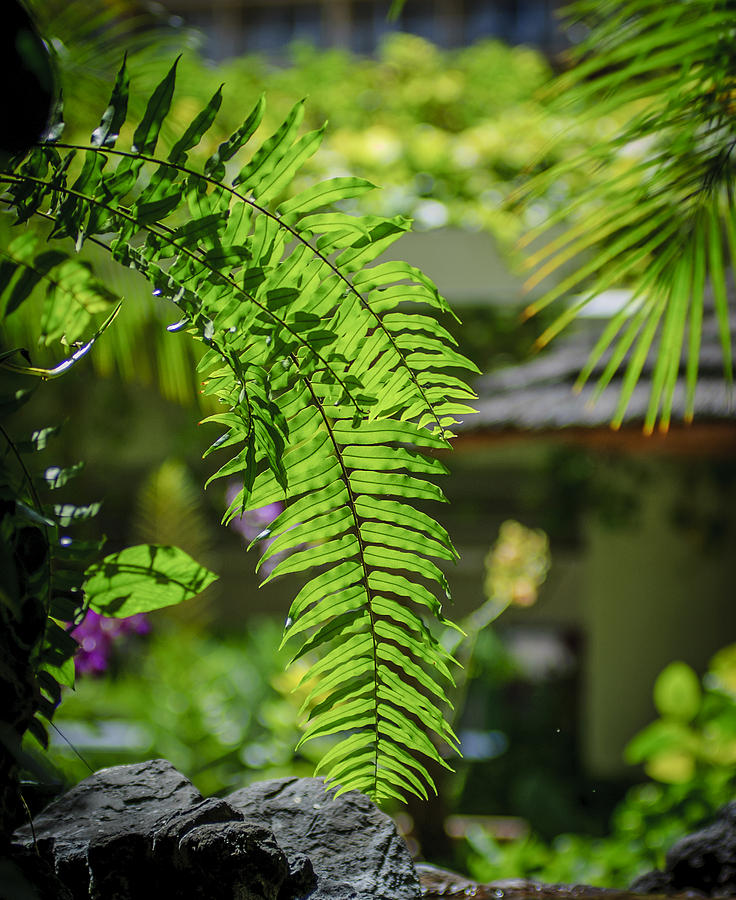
left=626, top=649, right=736, bottom=784
left=41, top=619, right=313, bottom=798
left=462, top=645, right=736, bottom=888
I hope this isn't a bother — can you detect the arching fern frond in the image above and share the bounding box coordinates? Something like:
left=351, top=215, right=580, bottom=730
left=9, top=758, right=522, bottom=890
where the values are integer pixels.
left=519, top=0, right=736, bottom=433
left=0, top=59, right=477, bottom=801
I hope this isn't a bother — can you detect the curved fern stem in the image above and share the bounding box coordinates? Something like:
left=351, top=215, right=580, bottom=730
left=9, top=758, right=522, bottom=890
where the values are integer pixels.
left=46, top=141, right=450, bottom=437
left=0, top=171, right=362, bottom=410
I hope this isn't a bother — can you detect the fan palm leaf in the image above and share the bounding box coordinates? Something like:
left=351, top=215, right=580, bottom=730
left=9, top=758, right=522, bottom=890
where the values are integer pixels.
left=520, top=0, right=736, bottom=432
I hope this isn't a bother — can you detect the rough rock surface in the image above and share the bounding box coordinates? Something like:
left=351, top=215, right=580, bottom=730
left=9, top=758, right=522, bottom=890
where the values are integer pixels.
left=228, top=776, right=421, bottom=900
left=630, top=801, right=736, bottom=897
left=176, top=821, right=290, bottom=900
left=14, top=758, right=202, bottom=897
left=11, top=760, right=315, bottom=900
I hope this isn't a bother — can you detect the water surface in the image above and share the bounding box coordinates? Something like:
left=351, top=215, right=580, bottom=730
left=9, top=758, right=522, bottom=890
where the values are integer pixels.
left=417, top=864, right=704, bottom=900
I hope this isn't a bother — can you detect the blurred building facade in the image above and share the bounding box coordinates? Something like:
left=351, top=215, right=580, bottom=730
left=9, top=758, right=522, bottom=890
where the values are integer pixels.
left=156, top=0, right=565, bottom=59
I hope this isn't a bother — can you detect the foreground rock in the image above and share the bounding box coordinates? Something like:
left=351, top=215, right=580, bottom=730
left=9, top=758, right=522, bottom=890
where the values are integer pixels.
left=14, top=756, right=736, bottom=900
left=0, top=844, right=75, bottom=900
left=12, top=759, right=313, bottom=899
left=11, top=760, right=418, bottom=900
left=228, top=776, right=420, bottom=900
left=631, top=801, right=736, bottom=897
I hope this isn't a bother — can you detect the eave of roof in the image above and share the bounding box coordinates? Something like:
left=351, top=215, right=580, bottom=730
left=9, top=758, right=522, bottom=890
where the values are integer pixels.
left=458, top=307, right=736, bottom=455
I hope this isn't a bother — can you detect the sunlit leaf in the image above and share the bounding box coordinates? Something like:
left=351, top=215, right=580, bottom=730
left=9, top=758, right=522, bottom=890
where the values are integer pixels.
left=84, top=544, right=218, bottom=616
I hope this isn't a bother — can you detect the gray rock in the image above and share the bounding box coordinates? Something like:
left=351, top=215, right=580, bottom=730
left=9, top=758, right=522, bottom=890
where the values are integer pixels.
left=11, top=760, right=308, bottom=900
left=628, top=869, right=671, bottom=894
left=281, top=852, right=317, bottom=900
left=152, top=796, right=244, bottom=862
left=87, top=831, right=151, bottom=900
left=227, top=776, right=420, bottom=900
left=177, top=821, right=290, bottom=900
left=630, top=801, right=736, bottom=897
left=13, top=758, right=202, bottom=896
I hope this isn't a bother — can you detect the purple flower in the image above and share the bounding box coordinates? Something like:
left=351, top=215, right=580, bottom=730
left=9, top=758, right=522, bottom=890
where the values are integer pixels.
left=226, top=485, right=282, bottom=539
left=71, top=609, right=150, bottom=676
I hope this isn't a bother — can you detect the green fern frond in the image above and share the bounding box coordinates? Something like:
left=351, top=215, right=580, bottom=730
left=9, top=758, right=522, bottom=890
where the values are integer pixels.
left=521, top=0, right=736, bottom=432
left=0, top=59, right=477, bottom=801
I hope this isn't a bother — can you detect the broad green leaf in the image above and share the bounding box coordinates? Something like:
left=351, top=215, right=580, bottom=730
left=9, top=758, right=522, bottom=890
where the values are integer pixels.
left=204, top=93, right=266, bottom=179
left=360, top=520, right=455, bottom=561
left=256, top=126, right=326, bottom=203
left=378, top=708, right=452, bottom=769
left=258, top=507, right=353, bottom=565
left=296, top=697, right=376, bottom=747
left=368, top=570, right=450, bottom=619
left=653, top=662, right=701, bottom=722
left=300, top=630, right=374, bottom=684
left=84, top=544, right=218, bottom=616
left=301, top=656, right=374, bottom=710
left=355, top=496, right=456, bottom=554
left=342, top=444, right=448, bottom=476
left=234, top=99, right=305, bottom=189
left=39, top=655, right=75, bottom=691
left=285, top=585, right=368, bottom=638
left=290, top=609, right=369, bottom=662
left=284, top=561, right=363, bottom=627
left=278, top=177, right=376, bottom=219
left=331, top=418, right=448, bottom=449
left=349, top=470, right=446, bottom=503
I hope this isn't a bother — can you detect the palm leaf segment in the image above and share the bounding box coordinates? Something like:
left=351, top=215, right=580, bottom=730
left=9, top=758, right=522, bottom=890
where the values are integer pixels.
left=0, top=60, right=478, bottom=801
left=521, top=0, right=736, bottom=433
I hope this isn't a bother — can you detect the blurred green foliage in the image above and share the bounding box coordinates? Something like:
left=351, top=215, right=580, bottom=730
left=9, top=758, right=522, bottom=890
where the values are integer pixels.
left=463, top=644, right=736, bottom=887
left=50, top=29, right=606, bottom=253
left=39, top=618, right=324, bottom=798
left=626, top=649, right=736, bottom=785
left=44, top=521, right=549, bottom=800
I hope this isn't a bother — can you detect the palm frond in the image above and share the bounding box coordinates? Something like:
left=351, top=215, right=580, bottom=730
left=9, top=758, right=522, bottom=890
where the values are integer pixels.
left=521, top=0, right=736, bottom=432
left=0, top=59, right=477, bottom=801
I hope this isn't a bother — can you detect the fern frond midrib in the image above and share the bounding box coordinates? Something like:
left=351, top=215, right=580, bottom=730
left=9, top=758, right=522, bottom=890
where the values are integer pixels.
left=45, top=141, right=449, bottom=437
left=0, top=169, right=363, bottom=410
left=300, top=365, right=381, bottom=796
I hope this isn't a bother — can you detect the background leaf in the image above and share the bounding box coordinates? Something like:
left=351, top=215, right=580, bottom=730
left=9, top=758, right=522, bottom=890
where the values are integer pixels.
left=84, top=543, right=218, bottom=616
